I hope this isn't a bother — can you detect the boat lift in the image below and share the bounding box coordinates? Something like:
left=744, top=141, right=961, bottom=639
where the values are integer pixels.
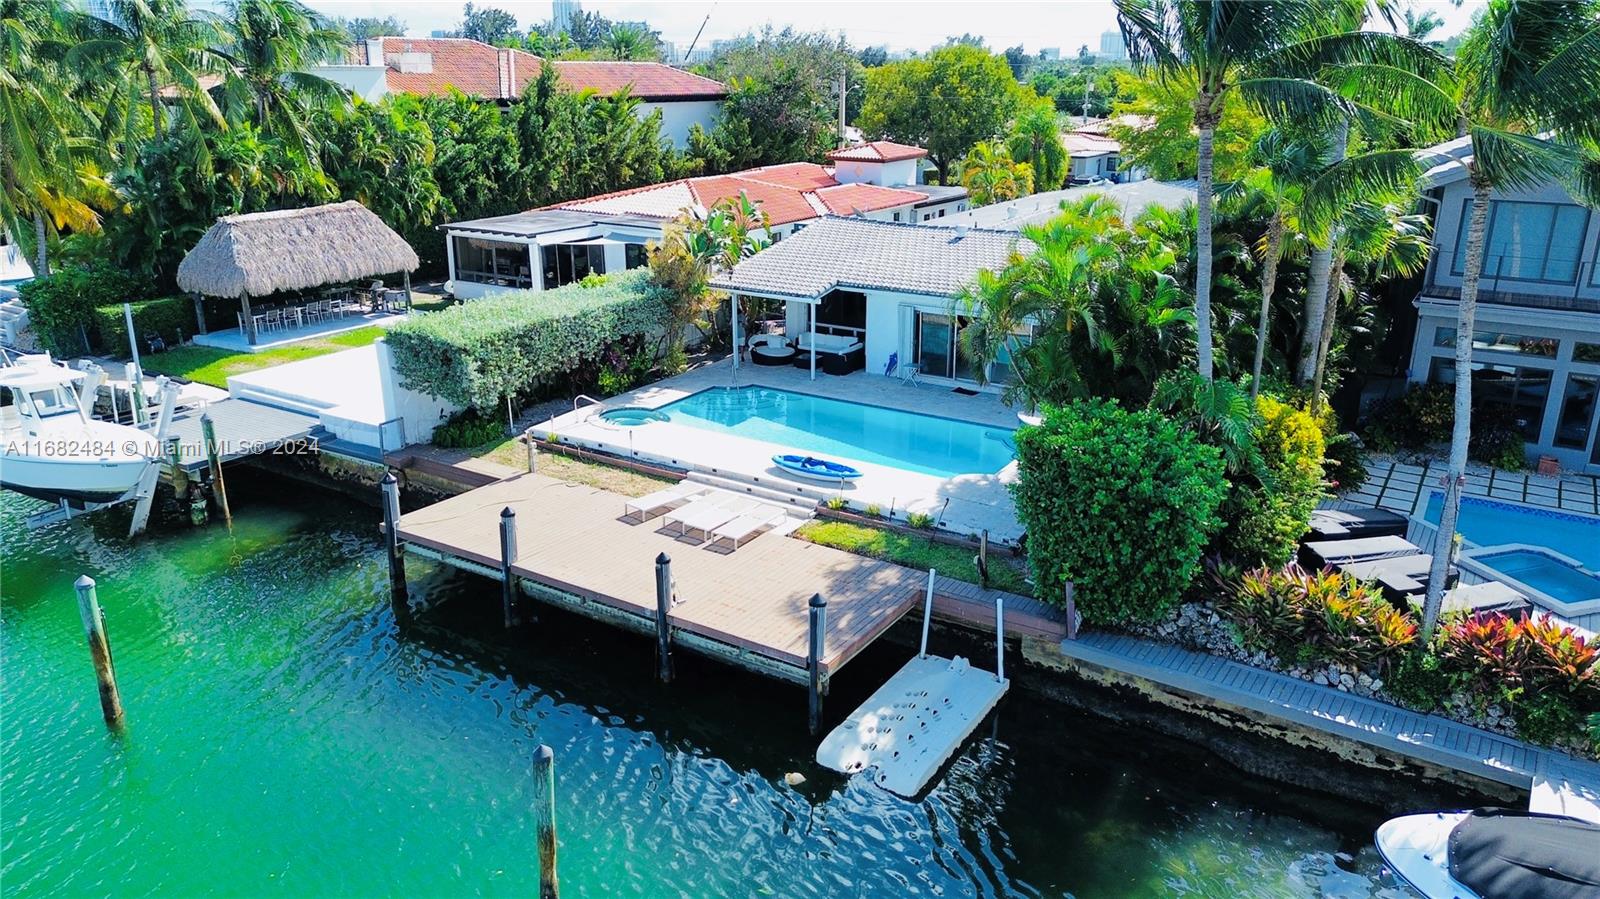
left=815, top=569, right=1009, bottom=797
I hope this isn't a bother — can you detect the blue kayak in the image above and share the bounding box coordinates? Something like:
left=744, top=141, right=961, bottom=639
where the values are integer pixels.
left=772, top=454, right=863, bottom=481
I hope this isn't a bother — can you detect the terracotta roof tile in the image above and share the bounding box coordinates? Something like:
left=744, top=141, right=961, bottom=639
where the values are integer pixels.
left=738, top=163, right=839, bottom=191
left=551, top=61, right=727, bottom=100
left=812, top=183, right=927, bottom=216
left=360, top=38, right=724, bottom=102
left=826, top=141, right=929, bottom=163
left=687, top=176, right=820, bottom=226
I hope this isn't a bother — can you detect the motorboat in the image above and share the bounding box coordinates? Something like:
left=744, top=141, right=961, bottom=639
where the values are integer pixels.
left=1375, top=807, right=1600, bottom=898
left=0, top=354, right=162, bottom=504
left=772, top=453, right=863, bottom=482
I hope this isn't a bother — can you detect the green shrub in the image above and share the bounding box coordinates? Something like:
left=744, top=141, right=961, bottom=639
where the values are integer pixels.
left=1218, top=565, right=1416, bottom=669
left=18, top=265, right=156, bottom=355
left=1013, top=399, right=1227, bottom=625
left=1363, top=383, right=1453, bottom=452
left=432, top=408, right=504, bottom=448
left=824, top=496, right=848, bottom=511
left=386, top=270, right=672, bottom=408
left=93, top=296, right=194, bottom=355
left=1321, top=432, right=1369, bottom=493
left=1439, top=613, right=1600, bottom=745
left=1218, top=395, right=1328, bottom=567
left=906, top=511, right=935, bottom=529
left=1386, top=651, right=1452, bottom=710
left=863, top=503, right=883, bottom=519
left=1466, top=406, right=1528, bottom=470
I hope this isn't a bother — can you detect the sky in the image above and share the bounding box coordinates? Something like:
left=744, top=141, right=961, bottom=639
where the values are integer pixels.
left=299, top=0, right=1487, bottom=56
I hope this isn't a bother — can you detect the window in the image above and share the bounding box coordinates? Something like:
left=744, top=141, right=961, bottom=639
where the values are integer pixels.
left=937, top=209, right=946, bottom=218
left=1430, top=358, right=1553, bottom=440
left=1554, top=374, right=1598, bottom=450
left=893, top=212, right=902, bottom=222
left=1451, top=199, right=1590, bottom=283
left=452, top=236, right=532, bottom=287
left=1433, top=326, right=1558, bottom=357
left=541, top=244, right=605, bottom=289
left=989, top=330, right=1032, bottom=386
left=922, top=213, right=932, bottom=222
left=624, top=243, right=648, bottom=270
left=1574, top=343, right=1600, bottom=364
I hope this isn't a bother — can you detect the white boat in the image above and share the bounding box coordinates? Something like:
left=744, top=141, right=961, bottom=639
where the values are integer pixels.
left=0, top=354, right=161, bottom=505
left=1376, top=808, right=1600, bottom=899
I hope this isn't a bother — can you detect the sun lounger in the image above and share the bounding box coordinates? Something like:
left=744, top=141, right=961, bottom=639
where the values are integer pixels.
left=664, top=494, right=761, bottom=538
left=709, top=505, right=788, bottom=550
left=1439, top=582, right=1534, bottom=617
left=624, top=483, right=706, bottom=520
left=1307, top=508, right=1410, bottom=540
left=1299, top=535, right=1420, bottom=570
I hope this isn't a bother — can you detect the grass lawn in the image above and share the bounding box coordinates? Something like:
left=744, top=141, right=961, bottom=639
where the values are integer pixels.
left=142, top=326, right=387, bottom=388
left=795, top=519, right=1033, bottom=595
left=474, top=437, right=675, bottom=497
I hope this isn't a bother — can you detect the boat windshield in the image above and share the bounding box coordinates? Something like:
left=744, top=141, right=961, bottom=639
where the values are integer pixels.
left=26, top=386, right=77, bottom=418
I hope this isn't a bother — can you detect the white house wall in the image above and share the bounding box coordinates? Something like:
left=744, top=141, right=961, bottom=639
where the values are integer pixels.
left=833, top=158, right=920, bottom=187
left=308, top=65, right=391, bottom=103
left=638, top=99, right=721, bottom=148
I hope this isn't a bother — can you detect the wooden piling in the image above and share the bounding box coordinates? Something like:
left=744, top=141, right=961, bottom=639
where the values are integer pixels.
left=381, top=473, right=408, bottom=608
left=1064, top=581, right=1079, bottom=641
left=525, top=427, right=538, bottom=473
left=531, top=743, right=559, bottom=899
left=74, top=576, right=125, bottom=729
left=977, top=529, right=990, bottom=587
left=500, top=507, right=519, bottom=629
left=654, top=553, right=673, bottom=683
left=166, top=436, right=187, bottom=496
left=200, top=414, right=232, bottom=526
left=807, top=592, right=827, bottom=735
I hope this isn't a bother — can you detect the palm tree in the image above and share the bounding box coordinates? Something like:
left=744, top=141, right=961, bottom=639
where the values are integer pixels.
left=1349, top=0, right=1600, bottom=640
left=605, top=24, right=655, bottom=61
left=1114, top=0, right=1427, bottom=381
left=73, top=0, right=227, bottom=145
left=215, top=0, right=347, bottom=155
left=959, top=140, right=1034, bottom=205
left=1007, top=99, right=1067, bottom=190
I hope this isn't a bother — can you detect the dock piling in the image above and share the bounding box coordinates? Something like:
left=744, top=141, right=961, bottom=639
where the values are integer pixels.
left=74, top=576, right=125, bottom=730
left=807, top=592, right=827, bottom=735
left=525, top=427, right=537, bottom=473
left=531, top=743, right=559, bottom=899
left=1064, top=581, right=1079, bottom=641
left=201, top=414, right=232, bottom=527
left=977, top=530, right=989, bottom=587
left=381, top=473, right=408, bottom=608
left=995, top=595, right=1006, bottom=683
left=500, top=507, right=519, bottom=628
left=654, top=553, right=674, bottom=683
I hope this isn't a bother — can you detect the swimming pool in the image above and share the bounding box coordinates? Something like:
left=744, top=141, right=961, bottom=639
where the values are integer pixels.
left=1420, top=493, right=1600, bottom=568
left=653, top=387, right=1015, bottom=479
left=1467, top=548, right=1600, bottom=605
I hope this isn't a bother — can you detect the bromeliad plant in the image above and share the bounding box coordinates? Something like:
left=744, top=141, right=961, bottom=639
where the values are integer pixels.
left=1439, top=612, right=1600, bottom=745
left=1219, top=564, right=1416, bottom=669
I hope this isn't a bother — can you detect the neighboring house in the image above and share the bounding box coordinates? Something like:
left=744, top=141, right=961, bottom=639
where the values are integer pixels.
left=709, top=216, right=1030, bottom=385
left=941, top=179, right=1197, bottom=230
left=308, top=37, right=727, bottom=146
left=1404, top=135, right=1600, bottom=472
left=0, top=230, right=33, bottom=286
left=1062, top=116, right=1150, bottom=185
left=441, top=141, right=969, bottom=300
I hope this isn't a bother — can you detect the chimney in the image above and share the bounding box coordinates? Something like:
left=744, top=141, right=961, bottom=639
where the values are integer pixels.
left=507, top=49, right=517, bottom=98
left=497, top=48, right=511, bottom=99
left=364, top=38, right=383, bottom=66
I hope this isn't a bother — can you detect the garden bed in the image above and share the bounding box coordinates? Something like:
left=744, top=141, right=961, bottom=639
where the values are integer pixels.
left=793, top=520, right=1032, bottom=595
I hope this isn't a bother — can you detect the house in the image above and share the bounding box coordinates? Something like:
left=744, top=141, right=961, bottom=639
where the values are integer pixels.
left=708, top=216, right=1028, bottom=383
left=941, top=179, right=1197, bottom=230
left=1403, top=135, right=1600, bottom=472
left=1062, top=116, right=1150, bottom=185
left=441, top=141, right=970, bottom=300
left=308, top=37, right=727, bottom=146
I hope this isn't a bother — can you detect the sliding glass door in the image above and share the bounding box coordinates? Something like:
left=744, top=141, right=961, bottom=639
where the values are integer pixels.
left=913, top=312, right=974, bottom=381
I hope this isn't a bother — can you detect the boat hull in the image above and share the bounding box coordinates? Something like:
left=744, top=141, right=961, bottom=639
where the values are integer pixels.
left=0, top=454, right=148, bottom=505
left=1375, top=812, right=1476, bottom=899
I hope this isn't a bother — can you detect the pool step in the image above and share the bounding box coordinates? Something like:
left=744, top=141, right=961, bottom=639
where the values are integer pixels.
left=684, top=471, right=821, bottom=516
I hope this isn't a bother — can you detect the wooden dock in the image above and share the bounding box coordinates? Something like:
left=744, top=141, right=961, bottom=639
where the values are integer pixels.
left=394, top=473, right=925, bottom=688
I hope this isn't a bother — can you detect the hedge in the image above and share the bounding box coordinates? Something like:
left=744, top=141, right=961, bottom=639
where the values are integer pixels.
left=1218, top=395, right=1328, bottom=567
left=94, top=295, right=195, bottom=354
left=1012, top=399, right=1228, bottom=625
left=384, top=270, right=673, bottom=408
left=18, top=265, right=156, bottom=355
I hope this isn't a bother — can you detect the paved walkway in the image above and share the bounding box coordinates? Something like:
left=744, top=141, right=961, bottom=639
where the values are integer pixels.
left=1335, top=457, right=1600, bottom=517
left=1055, top=631, right=1600, bottom=803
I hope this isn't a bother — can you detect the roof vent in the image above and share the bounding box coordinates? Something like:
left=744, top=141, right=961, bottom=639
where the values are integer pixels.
left=953, top=225, right=970, bottom=239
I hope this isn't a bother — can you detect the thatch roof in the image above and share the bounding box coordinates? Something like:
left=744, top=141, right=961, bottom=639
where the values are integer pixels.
left=177, top=201, right=419, bottom=298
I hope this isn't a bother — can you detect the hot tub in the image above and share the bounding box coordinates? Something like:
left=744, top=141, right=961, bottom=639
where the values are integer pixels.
left=1459, top=544, right=1600, bottom=617
left=597, top=407, right=668, bottom=427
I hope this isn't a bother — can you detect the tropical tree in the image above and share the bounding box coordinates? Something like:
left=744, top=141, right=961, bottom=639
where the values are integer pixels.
left=1007, top=98, right=1067, bottom=190
left=605, top=24, right=657, bottom=61
left=215, top=0, right=347, bottom=155
left=959, top=141, right=1034, bottom=205
left=858, top=44, right=1025, bottom=180
left=74, top=0, right=227, bottom=145
left=458, top=3, right=517, bottom=45
left=1114, top=0, right=1429, bottom=381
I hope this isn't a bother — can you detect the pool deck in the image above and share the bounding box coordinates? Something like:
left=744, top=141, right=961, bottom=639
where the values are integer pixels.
left=532, top=359, right=1026, bottom=544
left=1044, top=631, right=1600, bottom=818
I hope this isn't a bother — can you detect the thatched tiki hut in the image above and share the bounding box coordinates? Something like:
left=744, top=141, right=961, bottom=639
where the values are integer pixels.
left=177, top=201, right=419, bottom=345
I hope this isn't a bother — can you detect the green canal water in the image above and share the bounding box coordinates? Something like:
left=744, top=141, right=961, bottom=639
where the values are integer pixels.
left=2, top=483, right=1440, bottom=896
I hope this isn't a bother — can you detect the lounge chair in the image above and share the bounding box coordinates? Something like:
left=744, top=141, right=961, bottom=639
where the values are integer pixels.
left=1340, top=553, right=1459, bottom=606
left=665, top=494, right=761, bottom=538
left=1307, top=508, right=1410, bottom=540
left=1438, top=582, right=1533, bottom=617
left=624, top=483, right=707, bottom=521
left=1299, top=535, right=1420, bottom=570
left=709, top=505, right=788, bottom=550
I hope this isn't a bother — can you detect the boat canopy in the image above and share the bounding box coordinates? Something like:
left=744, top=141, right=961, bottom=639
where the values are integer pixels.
left=0, top=363, right=85, bottom=390
left=1448, top=808, right=1600, bottom=899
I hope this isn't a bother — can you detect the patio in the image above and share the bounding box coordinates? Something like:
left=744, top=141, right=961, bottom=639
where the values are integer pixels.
left=193, top=308, right=407, bottom=353
left=532, top=357, right=1027, bottom=543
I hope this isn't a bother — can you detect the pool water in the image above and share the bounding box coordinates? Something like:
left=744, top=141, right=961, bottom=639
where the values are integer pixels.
left=1473, top=549, right=1600, bottom=603
left=1, top=482, right=1439, bottom=896
left=1422, top=493, right=1600, bottom=569
left=656, top=387, right=1015, bottom=478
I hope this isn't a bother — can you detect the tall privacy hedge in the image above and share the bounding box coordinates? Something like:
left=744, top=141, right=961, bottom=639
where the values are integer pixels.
left=1217, top=395, right=1328, bottom=567
left=18, top=264, right=156, bottom=355
left=1013, top=399, right=1228, bottom=625
left=94, top=296, right=195, bottom=354
left=384, top=270, right=672, bottom=408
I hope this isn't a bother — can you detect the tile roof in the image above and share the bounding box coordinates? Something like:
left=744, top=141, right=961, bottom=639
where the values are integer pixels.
left=709, top=216, right=1030, bottom=300
left=549, top=161, right=937, bottom=227
left=827, top=141, right=929, bottom=163
left=1062, top=131, right=1121, bottom=156
left=356, top=38, right=724, bottom=101
left=551, top=61, right=727, bottom=100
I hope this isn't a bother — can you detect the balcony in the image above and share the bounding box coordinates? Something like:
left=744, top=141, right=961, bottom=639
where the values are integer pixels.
left=1421, top=250, right=1600, bottom=314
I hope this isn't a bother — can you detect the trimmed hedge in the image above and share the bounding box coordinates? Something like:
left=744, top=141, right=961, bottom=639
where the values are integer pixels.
left=1013, top=399, right=1228, bottom=625
left=1218, top=395, right=1328, bottom=567
left=18, top=265, right=155, bottom=355
left=94, top=295, right=194, bottom=354
left=385, top=270, right=673, bottom=408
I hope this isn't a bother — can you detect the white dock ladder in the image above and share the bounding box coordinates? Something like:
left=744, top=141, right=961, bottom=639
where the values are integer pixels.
left=815, top=569, right=1010, bottom=797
